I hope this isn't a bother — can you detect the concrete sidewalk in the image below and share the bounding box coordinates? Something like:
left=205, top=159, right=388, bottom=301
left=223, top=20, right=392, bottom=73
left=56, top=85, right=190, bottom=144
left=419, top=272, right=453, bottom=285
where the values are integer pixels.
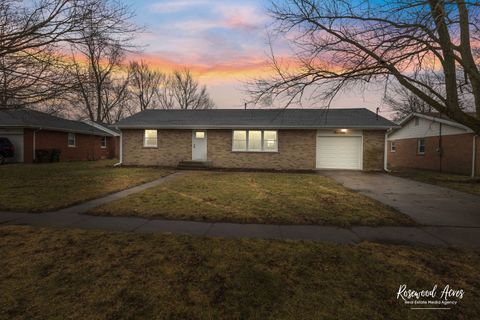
left=1, top=211, right=479, bottom=249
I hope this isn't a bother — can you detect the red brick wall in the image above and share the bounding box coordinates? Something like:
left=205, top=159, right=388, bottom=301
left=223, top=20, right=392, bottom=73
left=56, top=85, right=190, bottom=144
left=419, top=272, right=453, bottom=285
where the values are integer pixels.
left=23, top=129, right=117, bottom=163
left=388, top=133, right=479, bottom=176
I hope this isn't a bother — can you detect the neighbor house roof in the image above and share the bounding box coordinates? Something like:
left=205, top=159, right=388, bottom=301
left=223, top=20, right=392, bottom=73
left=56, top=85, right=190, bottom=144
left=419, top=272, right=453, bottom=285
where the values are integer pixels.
left=116, top=108, right=398, bottom=130
left=396, top=112, right=472, bottom=132
left=0, top=109, right=113, bottom=136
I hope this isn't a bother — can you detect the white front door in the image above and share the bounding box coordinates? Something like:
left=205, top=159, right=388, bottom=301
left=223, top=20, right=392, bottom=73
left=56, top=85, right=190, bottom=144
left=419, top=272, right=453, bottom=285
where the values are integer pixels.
left=192, top=130, right=207, bottom=160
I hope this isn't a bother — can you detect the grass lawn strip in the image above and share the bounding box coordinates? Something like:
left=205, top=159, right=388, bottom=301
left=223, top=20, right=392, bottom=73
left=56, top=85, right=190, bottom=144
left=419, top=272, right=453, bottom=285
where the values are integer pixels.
left=91, top=171, right=415, bottom=227
left=0, top=226, right=478, bottom=320
left=0, top=160, right=173, bottom=212
left=391, top=169, right=480, bottom=196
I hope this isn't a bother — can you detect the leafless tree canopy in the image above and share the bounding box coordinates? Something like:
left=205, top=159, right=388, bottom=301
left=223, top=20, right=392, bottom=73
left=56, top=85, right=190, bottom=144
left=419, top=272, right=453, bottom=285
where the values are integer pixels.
left=250, top=0, right=480, bottom=132
left=128, top=60, right=165, bottom=111
left=0, top=0, right=87, bottom=108
left=157, top=69, right=215, bottom=110
left=66, top=0, right=139, bottom=123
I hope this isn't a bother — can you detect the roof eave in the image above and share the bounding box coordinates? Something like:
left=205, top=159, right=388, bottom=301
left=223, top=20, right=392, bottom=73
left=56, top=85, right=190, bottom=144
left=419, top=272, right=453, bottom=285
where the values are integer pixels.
left=116, top=124, right=398, bottom=130
left=0, top=124, right=113, bottom=136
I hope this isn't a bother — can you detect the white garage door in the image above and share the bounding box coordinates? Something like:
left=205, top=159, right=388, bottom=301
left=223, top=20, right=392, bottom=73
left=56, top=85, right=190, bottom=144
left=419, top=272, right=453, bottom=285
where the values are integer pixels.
left=316, top=136, right=362, bottom=170
left=0, top=130, right=24, bottom=163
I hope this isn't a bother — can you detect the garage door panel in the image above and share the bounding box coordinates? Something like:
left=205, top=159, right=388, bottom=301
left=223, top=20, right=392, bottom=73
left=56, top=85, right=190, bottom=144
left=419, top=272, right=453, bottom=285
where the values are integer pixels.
left=0, top=131, right=24, bottom=163
left=316, top=136, right=362, bottom=169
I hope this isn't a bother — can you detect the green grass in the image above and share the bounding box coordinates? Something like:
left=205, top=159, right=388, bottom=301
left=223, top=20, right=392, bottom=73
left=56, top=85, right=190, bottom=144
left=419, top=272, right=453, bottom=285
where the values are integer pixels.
left=0, top=160, right=172, bottom=212
left=391, top=169, right=480, bottom=196
left=91, top=171, right=414, bottom=227
left=0, top=226, right=478, bottom=320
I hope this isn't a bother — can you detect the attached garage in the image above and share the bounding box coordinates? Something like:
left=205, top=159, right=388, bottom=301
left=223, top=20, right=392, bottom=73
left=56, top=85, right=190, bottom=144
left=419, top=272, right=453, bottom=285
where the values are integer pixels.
left=316, top=132, right=363, bottom=170
left=0, top=129, right=24, bottom=163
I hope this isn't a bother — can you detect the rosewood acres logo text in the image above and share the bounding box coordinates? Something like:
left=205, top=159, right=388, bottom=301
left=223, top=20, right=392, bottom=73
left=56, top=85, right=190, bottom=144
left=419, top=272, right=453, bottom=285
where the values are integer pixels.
left=397, top=284, right=464, bottom=310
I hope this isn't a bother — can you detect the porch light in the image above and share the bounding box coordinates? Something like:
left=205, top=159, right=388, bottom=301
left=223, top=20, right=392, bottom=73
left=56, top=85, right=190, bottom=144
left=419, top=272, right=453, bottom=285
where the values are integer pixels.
left=335, top=129, right=348, bottom=134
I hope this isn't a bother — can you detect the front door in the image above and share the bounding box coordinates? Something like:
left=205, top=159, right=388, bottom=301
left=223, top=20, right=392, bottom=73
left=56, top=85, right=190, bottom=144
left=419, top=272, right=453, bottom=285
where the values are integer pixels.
left=192, top=130, right=207, bottom=160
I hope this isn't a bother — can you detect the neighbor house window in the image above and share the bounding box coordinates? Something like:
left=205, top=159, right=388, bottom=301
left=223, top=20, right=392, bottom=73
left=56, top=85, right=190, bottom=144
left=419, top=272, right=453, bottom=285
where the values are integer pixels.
left=68, top=133, right=76, bottom=147
left=417, top=139, right=425, bottom=154
left=144, top=130, right=158, bottom=148
left=232, top=130, right=278, bottom=152
left=414, top=117, right=420, bottom=126
left=101, top=136, right=107, bottom=148
left=390, top=141, right=396, bottom=152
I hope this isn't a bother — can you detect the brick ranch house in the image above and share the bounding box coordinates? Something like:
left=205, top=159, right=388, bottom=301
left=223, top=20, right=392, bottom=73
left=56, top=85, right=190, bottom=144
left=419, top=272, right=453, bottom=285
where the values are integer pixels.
left=387, top=113, right=479, bottom=177
left=115, top=108, right=397, bottom=171
left=0, top=109, right=119, bottom=163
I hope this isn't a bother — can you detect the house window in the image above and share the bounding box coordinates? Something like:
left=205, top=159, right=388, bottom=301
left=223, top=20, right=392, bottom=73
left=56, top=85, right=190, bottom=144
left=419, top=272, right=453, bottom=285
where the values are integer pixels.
left=232, top=130, right=278, bottom=152
left=68, top=133, right=76, bottom=147
left=390, top=141, right=396, bottom=152
left=101, top=136, right=107, bottom=148
left=144, top=130, right=158, bottom=148
left=414, top=117, right=420, bottom=126
left=195, top=131, right=205, bottom=139
left=417, top=139, right=425, bottom=154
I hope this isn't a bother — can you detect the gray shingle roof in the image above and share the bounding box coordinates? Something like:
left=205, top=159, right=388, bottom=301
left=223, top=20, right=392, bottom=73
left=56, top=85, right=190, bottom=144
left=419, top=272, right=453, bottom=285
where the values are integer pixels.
left=0, top=109, right=113, bottom=136
left=116, top=108, right=397, bottom=129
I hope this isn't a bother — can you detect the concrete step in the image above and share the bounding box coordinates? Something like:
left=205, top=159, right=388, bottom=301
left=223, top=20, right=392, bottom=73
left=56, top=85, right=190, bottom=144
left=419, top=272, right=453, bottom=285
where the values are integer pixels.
left=177, top=160, right=213, bottom=170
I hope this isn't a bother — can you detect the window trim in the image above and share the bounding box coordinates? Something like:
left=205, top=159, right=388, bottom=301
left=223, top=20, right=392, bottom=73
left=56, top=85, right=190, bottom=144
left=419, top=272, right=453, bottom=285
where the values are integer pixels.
left=143, top=129, right=158, bottom=148
left=101, top=136, right=107, bottom=149
left=417, top=138, right=426, bottom=155
left=390, top=141, right=396, bottom=153
left=68, top=133, right=76, bottom=148
left=232, top=130, right=278, bottom=153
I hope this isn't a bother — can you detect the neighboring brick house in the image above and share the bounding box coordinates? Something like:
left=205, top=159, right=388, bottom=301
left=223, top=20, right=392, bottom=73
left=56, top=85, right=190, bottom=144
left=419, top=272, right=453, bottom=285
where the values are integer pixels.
left=387, top=113, right=479, bottom=176
left=115, top=108, right=396, bottom=171
left=0, top=109, right=120, bottom=163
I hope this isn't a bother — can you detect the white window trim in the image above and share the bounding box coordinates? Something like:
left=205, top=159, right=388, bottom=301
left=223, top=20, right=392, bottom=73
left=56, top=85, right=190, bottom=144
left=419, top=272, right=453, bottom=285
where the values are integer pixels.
left=232, top=130, right=278, bottom=153
left=101, top=136, right=107, bottom=149
left=144, top=130, right=158, bottom=148
left=390, top=141, right=396, bottom=153
left=68, top=133, right=76, bottom=148
left=417, top=139, right=425, bottom=155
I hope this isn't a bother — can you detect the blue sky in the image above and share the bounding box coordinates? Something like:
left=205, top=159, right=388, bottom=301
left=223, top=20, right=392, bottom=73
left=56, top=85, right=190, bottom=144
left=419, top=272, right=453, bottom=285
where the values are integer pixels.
left=125, top=0, right=384, bottom=110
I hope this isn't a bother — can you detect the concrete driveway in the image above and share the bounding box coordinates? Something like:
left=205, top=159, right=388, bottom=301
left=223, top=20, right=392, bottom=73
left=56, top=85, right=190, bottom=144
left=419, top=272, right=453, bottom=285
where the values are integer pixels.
left=323, top=171, right=480, bottom=228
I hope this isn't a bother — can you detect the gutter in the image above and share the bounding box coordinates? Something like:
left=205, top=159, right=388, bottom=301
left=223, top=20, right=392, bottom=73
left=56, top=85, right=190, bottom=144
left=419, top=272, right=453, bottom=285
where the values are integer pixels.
left=473, top=135, right=478, bottom=178
left=114, top=130, right=123, bottom=167
left=384, top=131, right=391, bottom=172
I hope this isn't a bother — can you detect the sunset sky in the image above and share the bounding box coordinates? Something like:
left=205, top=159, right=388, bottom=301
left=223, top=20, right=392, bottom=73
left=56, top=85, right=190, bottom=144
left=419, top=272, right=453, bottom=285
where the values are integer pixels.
left=127, top=0, right=386, bottom=113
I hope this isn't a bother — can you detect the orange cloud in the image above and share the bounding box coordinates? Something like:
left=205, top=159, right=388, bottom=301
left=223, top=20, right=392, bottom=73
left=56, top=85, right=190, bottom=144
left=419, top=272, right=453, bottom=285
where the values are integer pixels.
left=125, top=52, right=282, bottom=84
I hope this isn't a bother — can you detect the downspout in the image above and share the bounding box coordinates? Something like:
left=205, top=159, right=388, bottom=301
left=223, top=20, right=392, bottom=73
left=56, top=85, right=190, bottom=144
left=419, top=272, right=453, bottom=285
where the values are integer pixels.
left=384, top=131, right=391, bottom=172
left=32, top=128, right=42, bottom=162
left=114, top=130, right=122, bottom=167
left=472, top=135, right=478, bottom=178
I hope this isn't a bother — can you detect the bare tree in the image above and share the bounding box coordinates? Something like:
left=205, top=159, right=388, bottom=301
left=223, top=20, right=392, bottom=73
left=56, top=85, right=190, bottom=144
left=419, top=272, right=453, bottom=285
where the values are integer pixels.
left=128, top=60, right=164, bottom=111
left=66, top=0, right=139, bottom=123
left=0, top=0, right=88, bottom=108
left=250, top=0, right=480, bottom=132
left=158, top=69, right=215, bottom=110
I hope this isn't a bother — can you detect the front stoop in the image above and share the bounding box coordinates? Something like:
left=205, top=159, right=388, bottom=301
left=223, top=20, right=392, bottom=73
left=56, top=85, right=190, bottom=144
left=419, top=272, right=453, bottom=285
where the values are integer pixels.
left=177, top=160, right=213, bottom=170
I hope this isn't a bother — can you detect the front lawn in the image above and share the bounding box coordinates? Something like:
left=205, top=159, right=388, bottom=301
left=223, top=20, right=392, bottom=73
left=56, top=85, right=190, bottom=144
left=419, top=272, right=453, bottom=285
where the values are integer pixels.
left=391, top=169, right=480, bottom=196
left=91, top=171, right=414, bottom=227
left=0, top=226, right=478, bottom=319
left=0, top=160, right=172, bottom=212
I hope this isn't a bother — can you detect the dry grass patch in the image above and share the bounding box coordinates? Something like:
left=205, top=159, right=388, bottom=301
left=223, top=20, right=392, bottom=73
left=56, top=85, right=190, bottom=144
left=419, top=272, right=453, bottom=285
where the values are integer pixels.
left=0, top=226, right=478, bottom=320
left=391, top=169, right=480, bottom=196
left=92, top=171, right=414, bottom=227
left=0, top=160, right=172, bottom=212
